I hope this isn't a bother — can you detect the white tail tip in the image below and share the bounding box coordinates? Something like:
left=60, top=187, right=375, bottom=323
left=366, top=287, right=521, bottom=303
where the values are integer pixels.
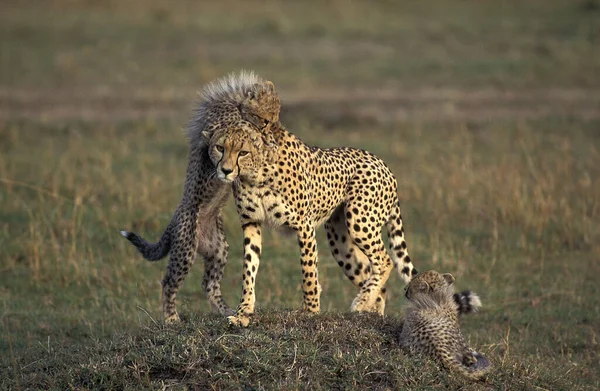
left=470, top=293, right=482, bottom=309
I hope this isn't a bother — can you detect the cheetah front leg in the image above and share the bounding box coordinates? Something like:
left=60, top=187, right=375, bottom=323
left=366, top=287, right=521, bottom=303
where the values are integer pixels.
left=228, top=222, right=262, bottom=327
left=297, top=225, right=321, bottom=312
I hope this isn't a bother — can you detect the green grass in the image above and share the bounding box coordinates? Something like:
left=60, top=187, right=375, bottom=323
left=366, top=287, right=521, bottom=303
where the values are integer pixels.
left=1, top=0, right=599, bottom=389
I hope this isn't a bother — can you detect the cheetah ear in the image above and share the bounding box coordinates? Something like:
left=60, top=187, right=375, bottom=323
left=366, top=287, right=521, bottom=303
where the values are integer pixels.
left=201, top=130, right=212, bottom=141
left=413, top=280, right=430, bottom=293
left=423, top=281, right=431, bottom=291
left=442, top=273, right=455, bottom=285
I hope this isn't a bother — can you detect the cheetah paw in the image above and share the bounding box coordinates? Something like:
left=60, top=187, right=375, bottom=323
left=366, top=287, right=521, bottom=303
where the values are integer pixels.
left=350, top=296, right=369, bottom=312
left=227, top=314, right=251, bottom=327
left=164, top=313, right=181, bottom=325
left=302, top=303, right=320, bottom=313
left=351, top=302, right=369, bottom=313
left=351, top=297, right=378, bottom=313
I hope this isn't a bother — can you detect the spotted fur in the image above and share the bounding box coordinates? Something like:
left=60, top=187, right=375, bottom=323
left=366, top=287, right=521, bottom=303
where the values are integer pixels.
left=120, top=71, right=268, bottom=323
left=400, top=270, right=491, bottom=380
left=199, top=72, right=418, bottom=327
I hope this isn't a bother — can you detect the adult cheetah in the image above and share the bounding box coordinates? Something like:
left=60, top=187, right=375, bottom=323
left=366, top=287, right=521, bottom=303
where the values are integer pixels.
left=200, top=72, right=418, bottom=326
left=399, top=270, right=492, bottom=380
left=120, top=72, right=275, bottom=323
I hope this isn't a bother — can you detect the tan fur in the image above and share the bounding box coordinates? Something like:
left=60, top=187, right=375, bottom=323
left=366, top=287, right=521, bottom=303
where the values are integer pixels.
left=400, top=270, right=492, bottom=380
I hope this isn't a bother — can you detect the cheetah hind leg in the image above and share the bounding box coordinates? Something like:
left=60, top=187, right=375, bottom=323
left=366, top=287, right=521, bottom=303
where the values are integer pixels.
left=161, top=262, right=184, bottom=324
left=347, top=240, right=393, bottom=314
left=325, top=207, right=386, bottom=314
left=198, top=215, right=235, bottom=316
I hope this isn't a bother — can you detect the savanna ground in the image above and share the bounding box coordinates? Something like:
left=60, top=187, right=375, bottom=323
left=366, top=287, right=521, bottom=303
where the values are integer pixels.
left=1, top=0, right=599, bottom=389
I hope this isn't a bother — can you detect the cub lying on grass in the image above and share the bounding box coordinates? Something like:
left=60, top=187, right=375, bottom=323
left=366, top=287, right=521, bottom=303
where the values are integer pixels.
left=399, top=270, right=491, bottom=380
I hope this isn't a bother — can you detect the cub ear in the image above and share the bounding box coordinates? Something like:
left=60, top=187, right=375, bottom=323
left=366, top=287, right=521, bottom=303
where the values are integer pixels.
left=442, top=273, right=455, bottom=285
left=264, top=80, right=276, bottom=94
left=248, top=81, right=276, bottom=99
left=412, top=280, right=430, bottom=293
left=201, top=130, right=212, bottom=141
left=261, top=80, right=280, bottom=123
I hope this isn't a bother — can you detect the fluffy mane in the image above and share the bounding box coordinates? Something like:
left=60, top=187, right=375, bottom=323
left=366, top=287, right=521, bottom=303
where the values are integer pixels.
left=406, top=284, right=456, bottom=311
left=186, top=70, right=280, bottom=147
left=200, top=70, right=263, bottom=108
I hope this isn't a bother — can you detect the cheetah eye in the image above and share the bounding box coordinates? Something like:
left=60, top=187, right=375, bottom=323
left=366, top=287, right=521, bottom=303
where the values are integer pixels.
left=238, top=150, right=250, bottom=157
left=215, top=145, right=224, bottom=153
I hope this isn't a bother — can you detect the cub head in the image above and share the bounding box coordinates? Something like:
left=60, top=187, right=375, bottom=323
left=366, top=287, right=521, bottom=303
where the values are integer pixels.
left=404, top=270, right=455, bottom=300
left=195, top=77, right=281, bottom=183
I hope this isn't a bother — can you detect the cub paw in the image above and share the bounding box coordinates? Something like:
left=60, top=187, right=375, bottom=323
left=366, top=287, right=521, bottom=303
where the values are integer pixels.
left=462, top=351, right=479, bottom=366
left=471, top=352, right=492, bottom=370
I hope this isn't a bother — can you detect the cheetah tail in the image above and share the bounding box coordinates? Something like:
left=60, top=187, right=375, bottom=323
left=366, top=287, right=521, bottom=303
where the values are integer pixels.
left=385, top=202, right=416, bottom=284
left=120, top=223, right=171, bottom=261
left=453, top=290, right=482, bottom=316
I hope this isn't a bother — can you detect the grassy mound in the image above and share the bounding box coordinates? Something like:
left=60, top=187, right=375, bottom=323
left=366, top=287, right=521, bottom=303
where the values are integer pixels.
left=5, top=310, right=572, bottom=390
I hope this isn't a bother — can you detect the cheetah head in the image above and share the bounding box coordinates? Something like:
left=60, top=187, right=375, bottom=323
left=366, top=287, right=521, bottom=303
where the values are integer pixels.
left=205, top=125, right=271, bottom=183
left=200, top=79, right=281, bottom=183
left=404, top=270, right=455, bottom=300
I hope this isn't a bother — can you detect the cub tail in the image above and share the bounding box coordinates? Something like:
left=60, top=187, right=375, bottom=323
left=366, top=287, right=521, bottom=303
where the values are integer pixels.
left=120, top=222, right=172, bottom=261
left=453, top=290, right=482, bottom=316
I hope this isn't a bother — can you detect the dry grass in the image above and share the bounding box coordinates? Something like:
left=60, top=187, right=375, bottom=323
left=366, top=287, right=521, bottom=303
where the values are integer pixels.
left=1, top=0, right=599, bottom=389
left=4, top=311, right=591, bottom=390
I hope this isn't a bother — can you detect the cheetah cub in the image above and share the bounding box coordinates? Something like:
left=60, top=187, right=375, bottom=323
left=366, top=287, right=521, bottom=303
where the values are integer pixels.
left=399, top=270, right=491, bottom=380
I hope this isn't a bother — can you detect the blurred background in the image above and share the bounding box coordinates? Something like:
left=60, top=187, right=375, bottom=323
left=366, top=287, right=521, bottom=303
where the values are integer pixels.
left=1, top=0, right=599, bottom=387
